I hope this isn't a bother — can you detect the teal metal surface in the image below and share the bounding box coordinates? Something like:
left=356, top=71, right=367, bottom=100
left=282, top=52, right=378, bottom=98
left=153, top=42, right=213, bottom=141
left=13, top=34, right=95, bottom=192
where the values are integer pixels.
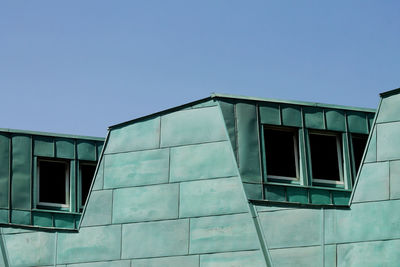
left=57, top=225, right=121, bottom=264
left=121, top=219, right=189, bottom=259
left=132, top=255, right=199, bottom=267
left=112, top=183, right=179, bottom=224
left=160, top=106, right=226, bottom=147
left=11, top=135, right=31, bottom=210
left=200, top=251, right=266, bottom=267
left=104, top=149, right=169, bottom=189
left=5, top=231, right=55, bottom=266
left=6, top=91, right=400, bottom=266
left=216, top=95, right=375, bottom=207
left=211, top=93, right=375, bottom=113
left=80, top=190, right=112, bottom=227
left=218, top=100, right=237, bottom=156
left=236, top=103, right=262, bottom=183
left=106, top=117, right=160, bottom=154
left=0, top=134, right=9, bottom=209
left=0, top=129, right=103, bottom=231
left=179, top=177, right=248, bottom=218
left=189, top=213, right=259, bottom=254
left=169, top=141, right=237, bottom=182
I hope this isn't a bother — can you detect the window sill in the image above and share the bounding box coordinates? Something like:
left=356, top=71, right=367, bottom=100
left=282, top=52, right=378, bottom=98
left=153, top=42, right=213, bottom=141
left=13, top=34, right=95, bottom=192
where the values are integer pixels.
left=263, top=182, right=351, bottom=207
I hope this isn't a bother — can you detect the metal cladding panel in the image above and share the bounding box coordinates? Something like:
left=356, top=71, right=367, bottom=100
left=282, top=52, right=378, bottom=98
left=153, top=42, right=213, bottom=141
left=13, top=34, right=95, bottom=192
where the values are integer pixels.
left=0, top=208, right=8, bottom=223
left=324, top=245, right=337, bottom=267
left=77, top=140, right=96, bottom=161
left=367, top=113, right=375, bottom=128
left=281, top=104, right=302, bottom=127
left=66, top=260, right=131, bottom=267
left=200, top=251, right=266, bottom=267
left=259, top=209, right=321, bottom=249
left=331, top=191, right=349, bottom=205
left=92, top=159, right=104, bottom=191
left=106, top=117, right=160, bottom=154
left=57, top=225, right=122, bottom=264
left=236, top=103, right=261, bottom=183
left=32, top=211, right=53, bottom=227
left=270, top=246, right=321, bottom=267
left=347, top=111, right=368, bottom=134
left=189, top=213, right=259, bottom=254
left=352, top=162, right=389, bottom=203
left=377, top=122, right=400, bottom=161
left=218, top=100, right=237, bottom=157
left=376, top=92, right=400, bottom=123
left=286, top=187, right=308, bottom=204
left=81, top=190, right=112, bottom=227
left=337, top=239, right=400, bottom=266
left=325, top=109, right=346, bottom=132
left=242, top=182, right=262, bottom=199
left=55, top=138, right=75, bottom=159
left=4, top=232, right=55, bottom=267
left=96, top=142, right=103, bottom=159
left=264, top=185, right=286, bottom=202
left=132, top=255, right=199, bottom=267
left=304, top=107, right=325, bottom=129
left=33, top=136, right=54, bottom=157
left=179, top=177, right=248, bottom=218
left=54, top=213, right=75, bottom=229
left=11, top=135, right=31, bottom=210
left=121, top=219, right=189, bottom=259
left=11, top=209, right=31, bottom=225
left=390, top=160, right=400, bottom=199
left=310, top=189, right=331, bottom=205
left=160, top=106, right=227, bottom=147
left=112, top=183, right=179, bottom=224
left=104, top=148, right=169, bottom=189
left=0, top=134, right=10, bottom=208
left=170, top=141, right=237, bottom=182
left=325, top=200, right=400, bottom=244
left=259, top=102, right=280, bottom=125
left=364, top=126, right=377, bottom=163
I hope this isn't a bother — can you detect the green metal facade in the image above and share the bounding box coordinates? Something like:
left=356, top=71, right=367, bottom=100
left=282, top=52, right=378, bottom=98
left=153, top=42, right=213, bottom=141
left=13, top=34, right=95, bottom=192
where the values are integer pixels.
left=0, top=130, right=104, bottom=232
left=0, top=90, right=399, bottom=266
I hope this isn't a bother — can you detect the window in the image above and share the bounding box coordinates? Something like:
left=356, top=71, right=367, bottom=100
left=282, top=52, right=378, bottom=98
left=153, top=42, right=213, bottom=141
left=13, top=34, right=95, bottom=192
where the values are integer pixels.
left=79, top=162, right=96, bottom=210
left=38, top=159, right=70, bottom=208
left=264, top=127, right=299, bottom=181
left=309, top=132, right=343, bottom=185
left=351, top=134, right=368, bottom=176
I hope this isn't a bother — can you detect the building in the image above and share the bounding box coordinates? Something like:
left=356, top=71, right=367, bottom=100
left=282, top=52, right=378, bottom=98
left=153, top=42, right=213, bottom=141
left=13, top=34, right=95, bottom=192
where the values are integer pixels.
left=0, top=88, right=398, bottom=266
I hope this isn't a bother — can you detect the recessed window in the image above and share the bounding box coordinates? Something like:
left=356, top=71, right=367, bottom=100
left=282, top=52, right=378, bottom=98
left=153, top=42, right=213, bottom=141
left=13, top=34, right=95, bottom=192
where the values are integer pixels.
left=79, top=163, right=96, bottom=209
left=352, top=134, right=368, bottom=175
left=38, top=159, right=70, bottom=208
left=264, top=127, right=299, bottom=181
left=309, top=132, right=343, bottom=185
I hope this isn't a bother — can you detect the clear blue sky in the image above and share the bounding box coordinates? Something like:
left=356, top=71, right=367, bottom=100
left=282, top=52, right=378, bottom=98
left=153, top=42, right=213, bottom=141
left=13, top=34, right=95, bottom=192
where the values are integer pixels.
left=1, top=1, right=399, bottom=137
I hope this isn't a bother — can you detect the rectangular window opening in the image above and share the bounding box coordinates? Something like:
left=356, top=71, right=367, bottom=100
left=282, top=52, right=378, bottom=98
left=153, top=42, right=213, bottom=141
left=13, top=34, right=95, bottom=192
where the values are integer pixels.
left=309, top=132, right=343, bottom=185
left=352, top=134, right=368, bottom=177
left=79, top=162, right=97, bottom=210
left=264, top=126, right=299, bottom=181
left=38, top=159, right=70, bottom=208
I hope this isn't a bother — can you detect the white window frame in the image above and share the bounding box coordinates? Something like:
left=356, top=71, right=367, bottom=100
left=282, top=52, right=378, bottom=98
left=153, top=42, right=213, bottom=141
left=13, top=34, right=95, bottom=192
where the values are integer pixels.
left=264, top=126, right=300, bottom=181
left=78, top=161, right=97, bottom=210
left=309, top=131, right=344, bottom=185
left=37, top=158, right=70, bottom=208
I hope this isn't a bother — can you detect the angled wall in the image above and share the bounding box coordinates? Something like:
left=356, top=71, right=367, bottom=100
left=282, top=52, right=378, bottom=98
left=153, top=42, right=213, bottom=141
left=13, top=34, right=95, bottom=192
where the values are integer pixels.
left=249, top=90, right=400, bottom=266
left=0, top=100, right=267, bottom=266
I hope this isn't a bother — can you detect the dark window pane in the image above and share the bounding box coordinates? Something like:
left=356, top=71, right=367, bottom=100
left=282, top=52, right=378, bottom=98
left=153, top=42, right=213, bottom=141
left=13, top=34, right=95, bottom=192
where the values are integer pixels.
left=310, top=134, right=341, bottom=182
left=352, top=135, right=368, bottom=175
left=39, top=161, right=68, bottom=204
left=81, top=164, right=96, bottom=206
left=264, top=128, right=298, bottom=178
